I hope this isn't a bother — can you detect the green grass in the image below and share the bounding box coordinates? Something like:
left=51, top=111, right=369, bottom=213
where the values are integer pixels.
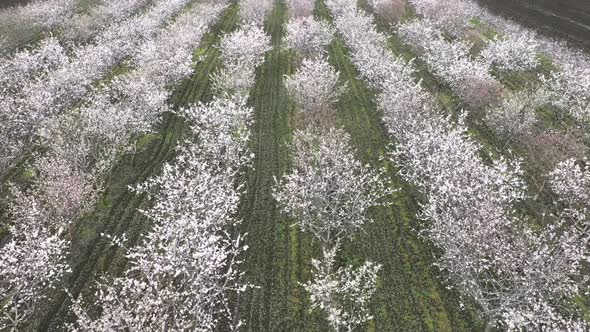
left=469, top=17, right=501, bottom=40
left=231, top=1, right=325, bottom=330
left=27, top=5, right=241, bottom=330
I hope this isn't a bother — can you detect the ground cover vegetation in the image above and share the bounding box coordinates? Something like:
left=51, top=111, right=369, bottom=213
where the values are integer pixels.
left=1, top=0, right=590, bottom=330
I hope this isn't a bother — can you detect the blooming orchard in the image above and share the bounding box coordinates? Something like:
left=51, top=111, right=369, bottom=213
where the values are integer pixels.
left=1, top=0, right=590, bottom=329
left=278, top=8, right=386, bottom=327
left=0, top=0, right=76, bottom=40
left=72, top=127, right=249, bottom=330
left=0, top=2, right=228, bottom=330
left=326, top=0, right=590, bottom=329
left=398, top=19, right=503, bottom=108
left=0, top=156, right=95, bottom=330
left=71, top=5, right=268, bottom=329
left=62, top=0, right=154, bottom=42
left=410, top=0, right=590, bottom=125
left=0, top=0, right=195, bottom=173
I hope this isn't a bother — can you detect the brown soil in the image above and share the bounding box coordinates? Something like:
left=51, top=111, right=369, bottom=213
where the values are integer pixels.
left=475, top=0, right=590, bottom=52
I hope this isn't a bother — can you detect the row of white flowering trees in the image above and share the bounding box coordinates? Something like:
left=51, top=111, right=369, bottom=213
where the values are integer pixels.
left=0, top=0, right=76, bottom=46
left=0, top=0, right=195, bottom=173
left=0, top=0, right=159, bottom=50
left=69, top=1, right=272, bottom=330
left=326, top=0, right=590, bottom=330
left=0, top=2, right=229, bottom=330
left=397, top=18, right=504, bottom=109
left=384, top=0, right=588, bottom=186
left=61, top=0, right=155, bottom=43
left=388, top=0, right=590, bottom=201
left=394, top=17, right=552, bottom=145
left=274, top=3, right=389, bottom=330
left=407, top=0, right=590, bottom=125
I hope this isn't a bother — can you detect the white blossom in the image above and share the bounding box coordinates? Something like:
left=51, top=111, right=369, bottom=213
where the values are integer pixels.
left=549, top=158, right=590, bottom=209
left=274, top=127, right=391, bottom=247
left=212, top=24, right=271, bottom=96
left=0, top=37, right=67, bottom=172
left=284, top=17, right=334, bottom=57
left=408, top=0, right=481, bottom=36
left=0, top=0, right=76, bottom=34
left=543, top=63, right=590, bottom=123
left=61, top=0, right=153, bottom=42
left=239, top=0, right=272, bottom=25
left=71, top=149, right=247, bottom=331
left=398, top=19, right=503, bottom=108
left=304, top=246, right=381, bottom=332
left=42, top=3, right=226, bottom=177
left=484, top=88, right=548, bottom=140
left=0, top=0, right=195, bottom=171
left=178, top=96, right=254, bottom=171
left=284, top=57, right=345, bottom=114
left=325, top=0, right=590, bottom=329
left=480, top=32, right=540, bottom=72
left=71, top=9, right=265, bottom=329
left=287, top=0, right=314, bottom=17
left=409, top=0, right=590, bottom=125
left=0, top=156, right=95, bottom=330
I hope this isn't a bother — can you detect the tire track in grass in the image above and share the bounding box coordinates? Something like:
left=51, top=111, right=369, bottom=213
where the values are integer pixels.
left=315, top=0, right=484, bottom=330
left=233, top=1, right=325, bottom=330
left=36, top=5, right=240, bottom=330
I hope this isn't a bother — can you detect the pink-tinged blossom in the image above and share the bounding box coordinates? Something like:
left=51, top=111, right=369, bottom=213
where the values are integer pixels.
left=398, top=19, right=503, bottom=108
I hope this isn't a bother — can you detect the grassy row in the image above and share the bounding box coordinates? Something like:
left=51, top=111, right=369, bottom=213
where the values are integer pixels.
left=230, top=1, right=325, bottom=330
left=31, top=5, right=241, bottom=330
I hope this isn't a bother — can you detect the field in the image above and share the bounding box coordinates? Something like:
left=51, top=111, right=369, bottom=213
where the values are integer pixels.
left=1, top=0, right=590, bottom=331
left=475, top=0, right=590, bottom=52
